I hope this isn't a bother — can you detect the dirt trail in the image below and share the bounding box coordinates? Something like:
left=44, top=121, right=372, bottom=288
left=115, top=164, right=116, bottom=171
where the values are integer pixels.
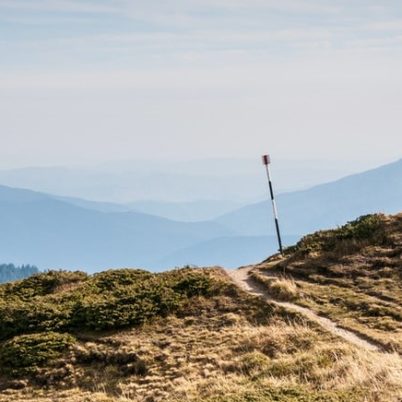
left=226, top=266, right=382, bottom=352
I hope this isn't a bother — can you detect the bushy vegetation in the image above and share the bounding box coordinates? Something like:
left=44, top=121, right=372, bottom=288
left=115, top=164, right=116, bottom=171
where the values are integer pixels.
left=0, top=267, right=225, bottom=341
left=0, top=332, right=75, bottom=376
left=0, top=263, right=39, bottom=284
left=259, top=213, right=402, bottom=354
left=285, top=214, right=387, bottom=256
left=0, top=266, right=285, bottom=395
left=0, top=267, right=234, bottom=388
left=71, top=268, right=221, bottom=331
left=0, top=270, right=87, bottom=299
left=0, top=259, right=401, bottom=402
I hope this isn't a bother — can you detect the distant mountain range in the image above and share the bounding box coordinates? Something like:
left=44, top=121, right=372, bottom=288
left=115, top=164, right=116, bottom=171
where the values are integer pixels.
left=0, top=185, right=233, bottom=272
left=54, top=196, right=246, bottom=222
left=216, top=158, right=402, bottom=237
left=0, top=158, right=400, bottom=272
left=0, top=158, right=362, bottom=204
left=156, top=235, right=299, bottom=268
left=126, top=200, right=246, bottom=222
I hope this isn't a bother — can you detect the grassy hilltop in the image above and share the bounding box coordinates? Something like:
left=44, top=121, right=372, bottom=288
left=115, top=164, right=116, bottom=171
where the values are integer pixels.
left=252, top=213, right=402, bottom=354
left=0, top=214, right=401, bottom=402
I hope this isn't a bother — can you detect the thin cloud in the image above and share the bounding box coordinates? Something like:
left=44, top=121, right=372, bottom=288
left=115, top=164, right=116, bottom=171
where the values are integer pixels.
left=0, top=0, right=118, bottom=13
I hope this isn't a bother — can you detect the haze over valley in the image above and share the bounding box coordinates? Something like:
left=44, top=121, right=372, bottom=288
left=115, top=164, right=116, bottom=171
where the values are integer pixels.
left=0, top=157, right=400, bottom=272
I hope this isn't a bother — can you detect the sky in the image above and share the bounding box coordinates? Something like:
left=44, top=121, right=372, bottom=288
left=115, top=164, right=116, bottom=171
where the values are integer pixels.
left=1, top=0, right=402, bottom=169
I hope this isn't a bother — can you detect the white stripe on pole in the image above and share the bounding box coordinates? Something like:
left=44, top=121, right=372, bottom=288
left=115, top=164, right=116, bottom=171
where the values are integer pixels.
left=267, top=165, right=280, bottom=219
left=262, top=154, right=283, bottom=255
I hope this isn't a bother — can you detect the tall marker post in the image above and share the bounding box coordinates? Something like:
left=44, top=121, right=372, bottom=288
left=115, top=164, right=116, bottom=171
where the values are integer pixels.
left=262, top=154, right=283, bottom=255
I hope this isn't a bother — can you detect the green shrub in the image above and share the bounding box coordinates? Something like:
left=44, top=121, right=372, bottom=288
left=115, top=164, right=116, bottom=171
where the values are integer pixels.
left=0, top=299, right=73, bottom=341
left=70, top=270, right=215, bottom=331
left=91, top=269, right=153, bottom=292
left=0, top=267, right=219, bottom=338
left=288, top=214, right=386, bottom=256
left=71, top=284, right=181, bottom=331
left=170, top=271, right=214, bottom=297
left=1, top=270, right=88, bottom=300
left=0, top=332, right=75, bottom=376
left=334, top=214, right=384, bottom=241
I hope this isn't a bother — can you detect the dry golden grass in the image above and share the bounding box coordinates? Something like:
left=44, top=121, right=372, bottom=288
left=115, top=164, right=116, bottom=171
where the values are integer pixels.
left=255, top=213, right=402, bottom=354
left=1, top=303, right=401, bottom=402
left=250, top=273, right=299, bottom=302
left=1, top=238, right=402, bottom=402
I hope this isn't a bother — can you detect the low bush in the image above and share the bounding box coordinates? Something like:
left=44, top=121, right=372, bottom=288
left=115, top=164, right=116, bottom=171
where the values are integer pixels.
left=71, top=282, right=181, bottom=331
left=169, top=269, right=215, bottom=297
left=286, top=214, right=387, bottom=257
left=0, top=270, right=88, bottom=299
left=0, top=298, right=73, bottom=341
left=91, top=269, right=153, bottom=292
left=0, top=267, right=221, bottom=339
left=0, top=332, right=75, bottom=376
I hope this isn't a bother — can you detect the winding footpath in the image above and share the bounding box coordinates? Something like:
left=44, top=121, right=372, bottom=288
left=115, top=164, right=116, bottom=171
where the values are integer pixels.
left=225, top=266, right=382, bottom=352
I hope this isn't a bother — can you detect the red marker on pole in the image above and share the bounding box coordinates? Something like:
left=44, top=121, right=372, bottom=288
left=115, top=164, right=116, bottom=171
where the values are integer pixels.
left=262, top=154, right=283, bottom=255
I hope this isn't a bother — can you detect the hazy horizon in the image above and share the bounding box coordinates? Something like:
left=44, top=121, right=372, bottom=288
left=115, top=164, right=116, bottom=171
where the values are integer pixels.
left=1, top=1, right=402, bottom=169
left=0, top=155, right=399, bottom=204
left=0, top=155, right=398, bottom=172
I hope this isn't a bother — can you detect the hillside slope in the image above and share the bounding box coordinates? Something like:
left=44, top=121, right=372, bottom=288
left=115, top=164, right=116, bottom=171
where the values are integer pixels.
left=0, top=266, right=401, bottom=402
left=251, top=213, right=402, bottom=354
left=0, top=185, right=232, bottom=272
left=216, top=158, right=402, bottom=236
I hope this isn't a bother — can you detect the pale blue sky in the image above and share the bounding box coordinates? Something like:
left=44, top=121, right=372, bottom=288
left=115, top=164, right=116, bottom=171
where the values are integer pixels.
left=1, top=0, right=402, bottom=168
